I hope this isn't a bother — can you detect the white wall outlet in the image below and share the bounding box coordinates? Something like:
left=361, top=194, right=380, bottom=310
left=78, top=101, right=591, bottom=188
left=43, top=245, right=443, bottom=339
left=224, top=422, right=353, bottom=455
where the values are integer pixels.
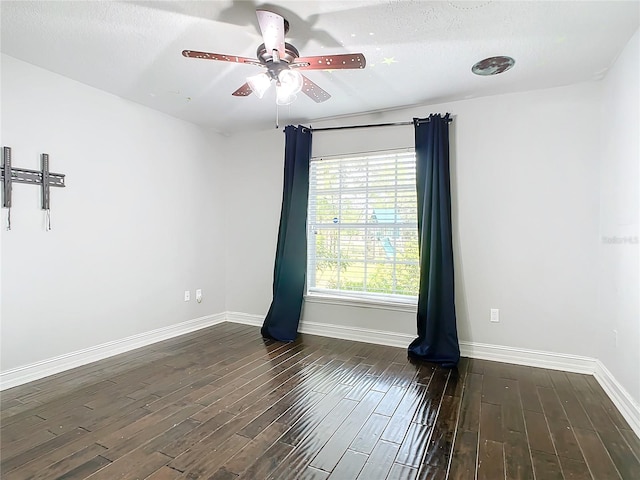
left=184, top=290, right=190, bottom=302
left=196, top=289, right=202, bottom=303
left=613, top=329, right=618, bottom=347
left=490, top=308, right=500, bottom=323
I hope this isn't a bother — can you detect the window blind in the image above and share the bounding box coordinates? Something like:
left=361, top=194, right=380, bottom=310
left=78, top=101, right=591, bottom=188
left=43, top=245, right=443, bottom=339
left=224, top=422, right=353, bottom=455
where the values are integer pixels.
left=307, top=149, right=419, bottom=302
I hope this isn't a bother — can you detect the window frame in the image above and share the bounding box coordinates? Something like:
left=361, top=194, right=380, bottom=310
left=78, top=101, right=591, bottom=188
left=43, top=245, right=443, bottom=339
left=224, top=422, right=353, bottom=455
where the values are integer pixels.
left=305, top=147, right=419, bottom=307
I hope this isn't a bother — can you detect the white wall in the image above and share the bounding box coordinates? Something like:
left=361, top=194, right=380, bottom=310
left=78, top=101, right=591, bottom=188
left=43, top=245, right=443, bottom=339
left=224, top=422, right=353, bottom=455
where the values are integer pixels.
left=0, top=55, right=226, bottom=371
left=597, top=30, right=640, bottom=404
left=224, top=82, right=603, bottom=360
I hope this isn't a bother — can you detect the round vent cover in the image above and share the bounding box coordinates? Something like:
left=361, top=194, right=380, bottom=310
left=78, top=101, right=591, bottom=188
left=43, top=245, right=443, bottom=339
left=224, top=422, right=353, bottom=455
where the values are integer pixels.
left=472, top=56, right=515, bottom=76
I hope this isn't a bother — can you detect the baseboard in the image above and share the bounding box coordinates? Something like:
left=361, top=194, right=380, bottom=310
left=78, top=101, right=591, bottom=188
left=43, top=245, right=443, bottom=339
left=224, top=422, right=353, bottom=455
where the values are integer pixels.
left=594, top=360, right=640, bottom=438
left=459, top=341, right=597, bottom=374
left=224, top=313, right=639, bottom=436
left=225, top=311, right=263, bottom=327
left=225, top=311, right=414, bottom=348
left=0, top=313, right=226, bottom=391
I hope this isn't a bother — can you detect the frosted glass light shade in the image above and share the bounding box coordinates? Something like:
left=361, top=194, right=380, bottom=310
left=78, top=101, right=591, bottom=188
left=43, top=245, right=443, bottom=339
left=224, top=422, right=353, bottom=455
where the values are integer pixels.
left=276, top=86, right=297, bottom=105
left=246, top=72, right=271, bottom=98
left=277, top=69, right=303, bottom=96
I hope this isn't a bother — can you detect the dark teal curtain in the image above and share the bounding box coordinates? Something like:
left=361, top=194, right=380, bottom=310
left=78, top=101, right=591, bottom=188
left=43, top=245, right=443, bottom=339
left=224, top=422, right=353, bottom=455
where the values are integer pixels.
left=261, top=125, right=312, bottom=342
left=408, top=114, right=460, bottom=367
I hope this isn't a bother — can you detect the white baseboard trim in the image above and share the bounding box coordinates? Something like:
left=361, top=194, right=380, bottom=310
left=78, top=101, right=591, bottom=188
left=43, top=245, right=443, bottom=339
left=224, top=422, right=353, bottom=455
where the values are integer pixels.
left=0, top=313, right=226, bottom=391
left=224, top=313, right=639, bottom=436
left=225, top=311, right=263, bottom=327
left=459, top=341, right=596, bottom=375
left=299, top=320, right=414, bottom=349
left=225, top=311, right=415, bottom=348
left=594, top=360, right=640, bottom=438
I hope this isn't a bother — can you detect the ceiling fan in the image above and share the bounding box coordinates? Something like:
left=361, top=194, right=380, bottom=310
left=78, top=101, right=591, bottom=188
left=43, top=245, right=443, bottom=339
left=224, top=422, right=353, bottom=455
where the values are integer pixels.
left=182, top=9, right=366, bottom=105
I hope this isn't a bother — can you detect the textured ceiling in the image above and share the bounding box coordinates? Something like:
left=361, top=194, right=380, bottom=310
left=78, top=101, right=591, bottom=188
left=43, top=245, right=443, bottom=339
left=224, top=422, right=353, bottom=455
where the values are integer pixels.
left=2, top=1, right=639, bottom=135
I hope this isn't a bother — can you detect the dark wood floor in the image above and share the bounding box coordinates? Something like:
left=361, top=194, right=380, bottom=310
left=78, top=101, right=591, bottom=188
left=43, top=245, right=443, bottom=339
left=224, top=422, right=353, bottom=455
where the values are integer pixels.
left=1, top=323, right=638, bottom=479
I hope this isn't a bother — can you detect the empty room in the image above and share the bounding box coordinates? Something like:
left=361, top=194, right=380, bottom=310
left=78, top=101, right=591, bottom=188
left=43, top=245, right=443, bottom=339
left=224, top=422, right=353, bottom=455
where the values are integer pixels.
left=1, top=1, right=639, bottom=479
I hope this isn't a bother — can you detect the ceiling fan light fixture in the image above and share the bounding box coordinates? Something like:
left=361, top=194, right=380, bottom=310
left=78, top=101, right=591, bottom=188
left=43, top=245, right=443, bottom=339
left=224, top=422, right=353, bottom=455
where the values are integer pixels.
left=276, top=86, right=297, bottom=105
left=246, top=72, right=271, bottom=98
left=277, top=69, right=303, bottom=96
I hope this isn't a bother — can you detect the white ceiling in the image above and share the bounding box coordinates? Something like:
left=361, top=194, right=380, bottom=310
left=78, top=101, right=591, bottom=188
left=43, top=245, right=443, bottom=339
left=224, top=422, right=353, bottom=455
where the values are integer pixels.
left=2, top=1, right=639, bottom=135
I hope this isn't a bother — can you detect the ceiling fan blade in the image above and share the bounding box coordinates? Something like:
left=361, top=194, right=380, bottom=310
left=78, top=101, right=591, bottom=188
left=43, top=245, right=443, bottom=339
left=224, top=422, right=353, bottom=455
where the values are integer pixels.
left=232, top=83, right=253, bottom=97
left=256, top=9, right=285, bottom=58
left=182, top=50, right=262, bottom=66
left=301, top=75, right=331, bottom=103
left=293, top=53, right=366, bottom=70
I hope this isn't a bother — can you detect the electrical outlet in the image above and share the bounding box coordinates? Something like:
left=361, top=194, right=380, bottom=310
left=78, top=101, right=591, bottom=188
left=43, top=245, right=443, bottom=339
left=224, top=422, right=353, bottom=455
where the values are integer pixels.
left=196, top=289, right=202, bottom=303
left=184, top=290, right=190, bottom=302
left=490, top=308, right=500, bottom=323
left=613, top=329, right=618, bottom=347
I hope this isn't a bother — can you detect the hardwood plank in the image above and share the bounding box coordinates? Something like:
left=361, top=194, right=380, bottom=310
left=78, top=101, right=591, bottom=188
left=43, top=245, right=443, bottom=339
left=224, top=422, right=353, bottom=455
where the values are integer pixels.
left=327, top=449, right=367, bottom=479
left=386, top=463, right=418, bottom=479
left=298, top=466, right=330, bottom=480
left=381, top=383, right=429, bottom=443
left=372, top=363, right=406, bottom=393
left=477, top=439, right=504, bottom=480
left=236, top=437, right=294, bottom=479
left=598, top=427, right=640, bottom=479
left=172, top=433, right=250, bottom=478
left=458, top=373, right=482, bottom=433
left=84, top=450, right=171, bottom=479
left=0, top=428, right=89, bottom=474
left=557, top=456, right=592, bottom=480
left=279, top=393, right=357, bottom=448
left=573, top=427, right=622, bottom=479
left=57, top=455, right=112, bottom=479
left=518, top=377, right=543, bottom=413
left=350, top=413, right=390, bottom=454
left=2, top=405, right=153, bottom=479
left=523, top=409, right=555, bottom=454
left=375, top=385, right=408, bottom=416
left=420, top=394, right=459, bottom=470
left=504, top=430, right=534, bottom=480
left=416, top=464, right=447, bottom=480
left=144, top=466, right=182, bottom=480
left=547, top=417, right=584, bottom=461
left=447, top=430, right=478, bottom=480
left=345, top=374, right=381, bottom=402
left=396, top=422, right=432, bottom=468
left=501, top=379, right=525, bottom=433
left=222, top=421, right=289, bottom=475
left=530, top=450, right=564, bottom=480
left=155, top=411, right=235, bottom=458
left=538, top=386, right=568, bottom=421
left=481, top=374, right=509, bottom=406
left=310, top=390, right=384, bottom=471
left=583, top=376, right=632, bottom=431
left=479, top=402, right=503, bottom=442
left=412, top=368, right=450, bottom=426
left=21, top=442, right=108, bottom=480
left=619, top=428, right=640, bottom=463
left=357, top=440, right=399, bottom=479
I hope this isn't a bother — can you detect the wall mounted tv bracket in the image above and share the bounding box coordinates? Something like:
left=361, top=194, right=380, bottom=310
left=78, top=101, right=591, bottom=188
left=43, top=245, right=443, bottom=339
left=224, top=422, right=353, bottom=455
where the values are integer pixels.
left=1, top=146, right=66, bottom=229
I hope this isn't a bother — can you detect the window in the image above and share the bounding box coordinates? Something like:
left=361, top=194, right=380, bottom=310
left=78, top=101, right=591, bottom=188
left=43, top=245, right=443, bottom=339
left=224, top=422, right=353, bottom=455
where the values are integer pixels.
left=307, top=149, right=419, bottom=304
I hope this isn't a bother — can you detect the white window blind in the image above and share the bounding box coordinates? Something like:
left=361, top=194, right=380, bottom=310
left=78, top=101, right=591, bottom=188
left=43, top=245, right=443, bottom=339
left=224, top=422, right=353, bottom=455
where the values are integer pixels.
left=307, top=149, right=419, bottom=303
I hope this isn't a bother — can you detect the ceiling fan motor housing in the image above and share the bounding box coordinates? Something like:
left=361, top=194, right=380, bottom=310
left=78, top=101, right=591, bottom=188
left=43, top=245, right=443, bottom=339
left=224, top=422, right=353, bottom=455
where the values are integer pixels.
left=256, top=42, right=300, bottom=70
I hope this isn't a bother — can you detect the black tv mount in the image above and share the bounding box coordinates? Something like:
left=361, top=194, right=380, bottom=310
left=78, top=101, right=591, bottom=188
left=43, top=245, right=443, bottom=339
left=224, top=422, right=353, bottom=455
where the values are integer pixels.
left=1, top=146, right=66, bottom=229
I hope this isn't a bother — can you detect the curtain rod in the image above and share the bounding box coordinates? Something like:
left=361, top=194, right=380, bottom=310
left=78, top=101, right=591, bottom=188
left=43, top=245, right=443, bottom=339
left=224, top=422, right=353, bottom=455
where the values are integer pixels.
left=308, top=116, right=452, bottom=133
